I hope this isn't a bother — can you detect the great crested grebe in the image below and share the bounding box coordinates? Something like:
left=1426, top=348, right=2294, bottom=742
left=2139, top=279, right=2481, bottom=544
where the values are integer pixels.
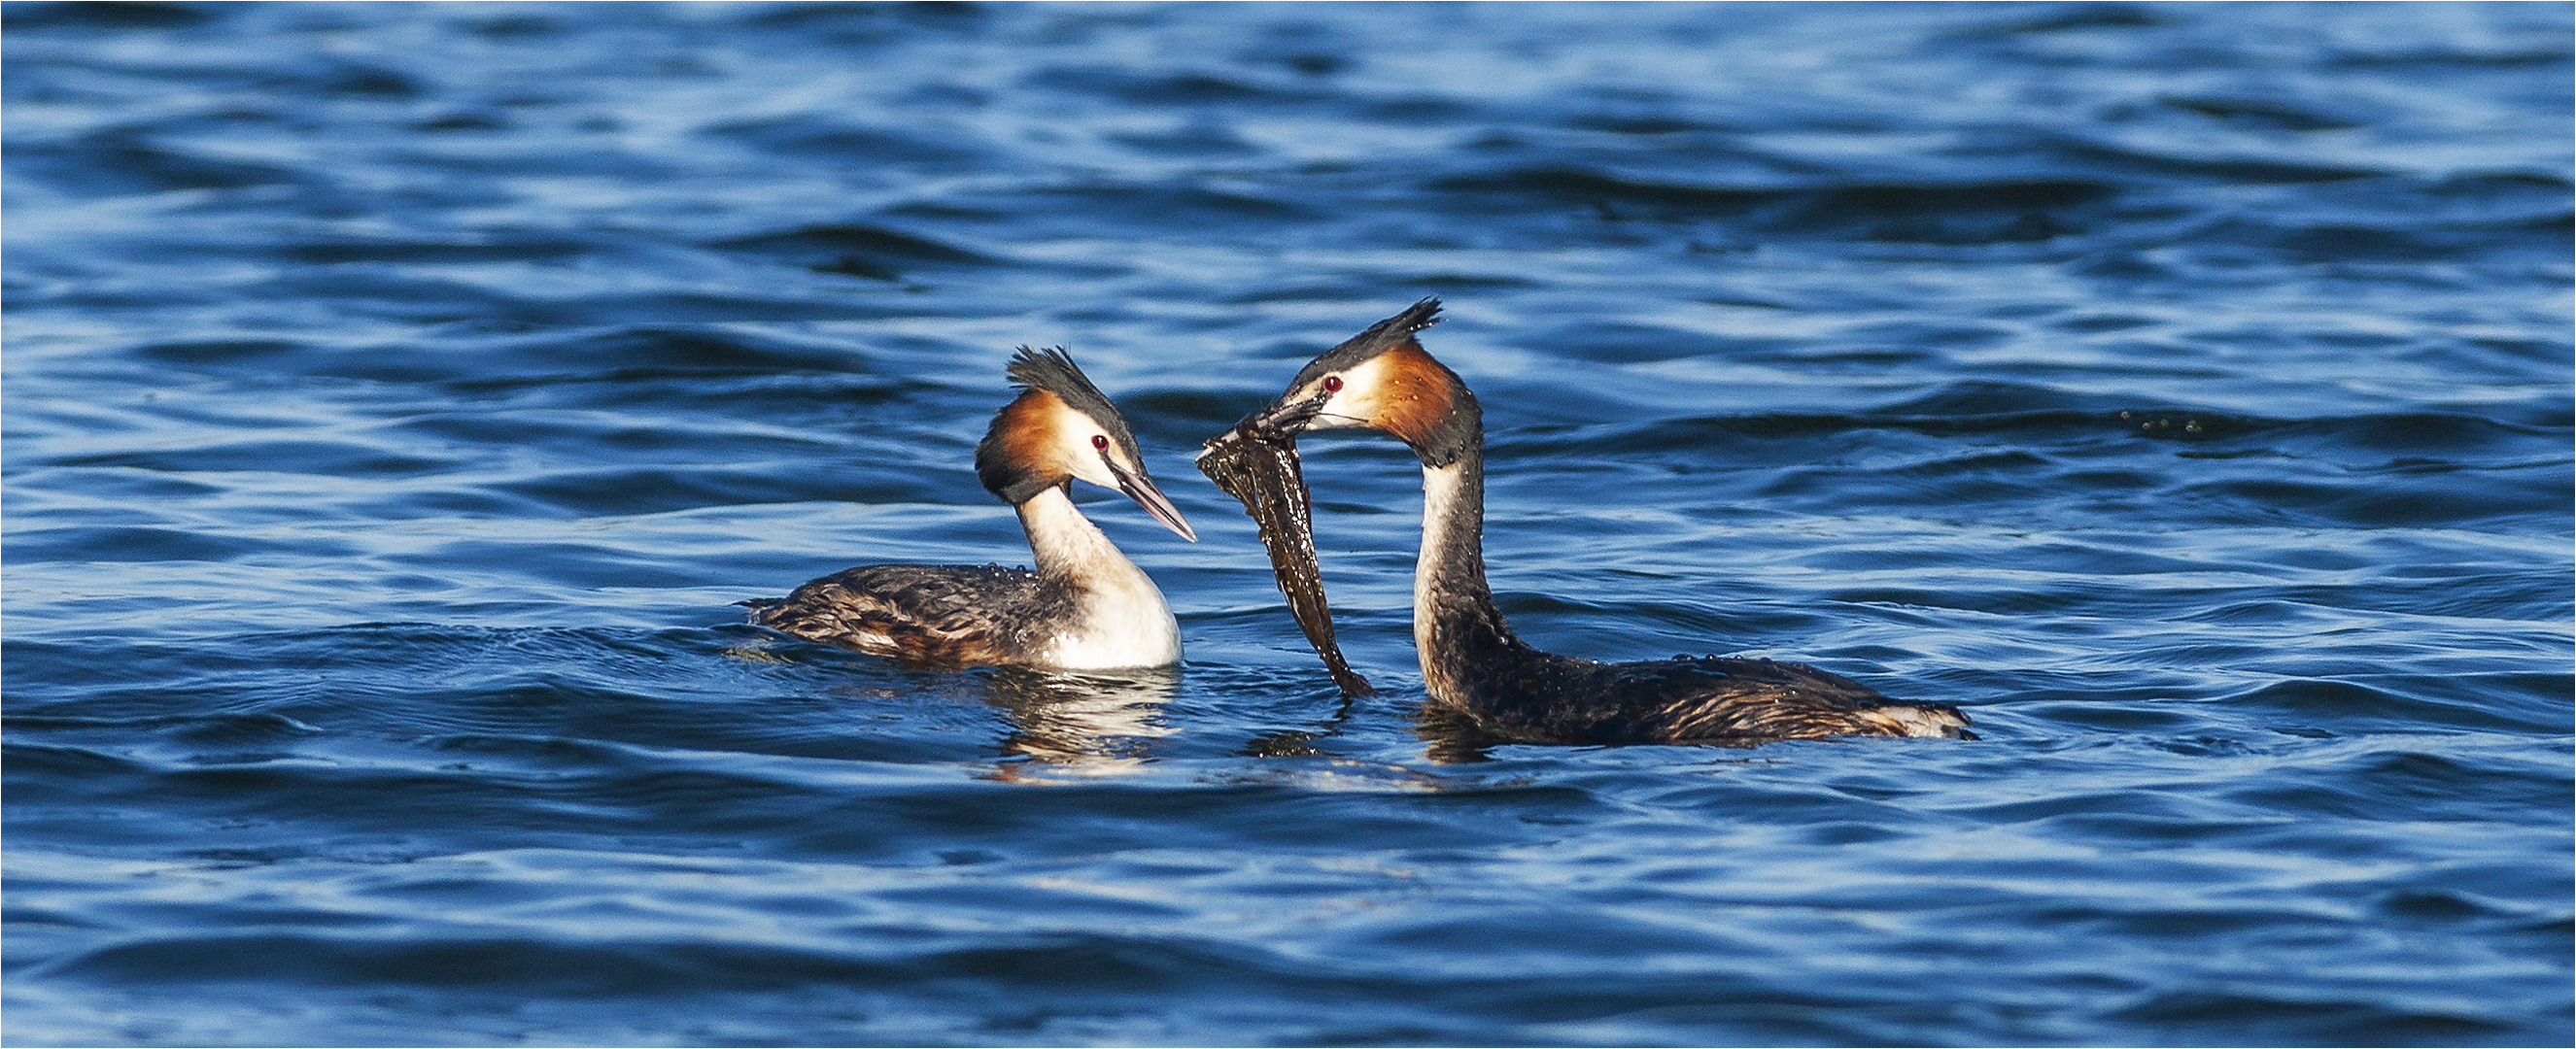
left=745, top=347, right=1196, bottom=669
left=1208, top=300, right=1973, bottom=743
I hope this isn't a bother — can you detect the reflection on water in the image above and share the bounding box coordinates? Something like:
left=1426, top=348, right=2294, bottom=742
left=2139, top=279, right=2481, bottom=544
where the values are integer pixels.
left=1242, top=694, right=1600, bottom=765
left=1412, top=707, right=1513, bottom=765
left=1240, top=692, right=1359, bottom=759
left=735, top=636, right=1184, bottom=774
left=984, top=666, right=1179, bottom=774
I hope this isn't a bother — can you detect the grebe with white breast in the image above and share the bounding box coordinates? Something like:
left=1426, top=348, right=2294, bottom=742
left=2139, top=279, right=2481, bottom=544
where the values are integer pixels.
left=747, top=348, right=1195, bottom=669
left=1202, top=300, right=1972, bottom=743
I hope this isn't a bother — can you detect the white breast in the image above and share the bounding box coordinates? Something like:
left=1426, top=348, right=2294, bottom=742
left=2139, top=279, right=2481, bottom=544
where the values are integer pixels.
left=1043, top=572, right=1182, bottom=669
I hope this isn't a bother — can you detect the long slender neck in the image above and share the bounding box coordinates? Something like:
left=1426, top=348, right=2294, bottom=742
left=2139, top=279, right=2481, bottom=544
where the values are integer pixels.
left=1413, top=441, right=1528, bottom=705
left=1016, top=484, right=1132, bottom=581
left=1014, top=484, right=1179, bottom=668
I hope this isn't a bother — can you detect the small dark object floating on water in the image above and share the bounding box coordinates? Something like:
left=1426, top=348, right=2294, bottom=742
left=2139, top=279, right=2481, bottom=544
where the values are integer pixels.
left=745, top=348, right=1197, bottom=670
left=1207, top=299, right=1973, bottom=745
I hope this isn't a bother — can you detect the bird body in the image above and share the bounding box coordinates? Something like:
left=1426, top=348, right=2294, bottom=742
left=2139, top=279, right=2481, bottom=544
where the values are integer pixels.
left=747, top=348, right=1193, bottom=670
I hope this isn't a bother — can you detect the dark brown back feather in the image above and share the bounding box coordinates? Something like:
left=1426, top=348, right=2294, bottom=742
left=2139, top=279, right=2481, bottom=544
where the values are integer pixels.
left=747, top=563, right=1077, bottom=668
left=1450, top=648, right=1971, bottom=743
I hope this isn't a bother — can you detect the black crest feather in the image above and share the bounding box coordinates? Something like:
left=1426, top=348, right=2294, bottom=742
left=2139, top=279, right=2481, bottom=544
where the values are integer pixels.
left=1005, top=347, right=1112, bottom=424
left=1287, top=297, right=1442, bottom=392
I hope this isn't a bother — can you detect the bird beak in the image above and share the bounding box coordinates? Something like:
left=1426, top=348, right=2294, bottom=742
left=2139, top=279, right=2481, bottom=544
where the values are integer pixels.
left=1247, top=390, right=1330, bottom=437
left=1109, top=461, right=1197, bottom=542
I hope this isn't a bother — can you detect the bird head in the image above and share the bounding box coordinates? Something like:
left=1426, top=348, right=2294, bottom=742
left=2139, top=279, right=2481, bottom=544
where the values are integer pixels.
left=977, top=347, right=1196, bottom=541
left=1241, top=298, right=1479, bottom=467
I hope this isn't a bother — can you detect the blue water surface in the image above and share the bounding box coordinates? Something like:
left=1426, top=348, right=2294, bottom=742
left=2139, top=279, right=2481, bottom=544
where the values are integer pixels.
left=6, top=2, right=2571, bottom=1045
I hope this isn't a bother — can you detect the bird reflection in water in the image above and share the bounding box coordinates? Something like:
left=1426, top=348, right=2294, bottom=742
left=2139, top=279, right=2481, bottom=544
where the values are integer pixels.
left=1234, top=689, right=1505, bottom=765
left=1241, top=694, right=1715, bottom=764
left=981, top=665, right=1179, bottom=778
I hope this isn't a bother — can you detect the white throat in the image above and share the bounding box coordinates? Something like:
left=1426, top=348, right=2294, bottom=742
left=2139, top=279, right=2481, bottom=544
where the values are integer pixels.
left=1017, top=486, right=1182, bottom=669
left=1414, top=460, right=1478, bottom=655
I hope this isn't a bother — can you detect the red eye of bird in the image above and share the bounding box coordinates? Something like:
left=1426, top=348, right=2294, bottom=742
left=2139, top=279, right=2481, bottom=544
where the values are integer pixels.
left=1091, top=434, right=1109, bottom=450
left=1322, top=375, right=1343, bottom=393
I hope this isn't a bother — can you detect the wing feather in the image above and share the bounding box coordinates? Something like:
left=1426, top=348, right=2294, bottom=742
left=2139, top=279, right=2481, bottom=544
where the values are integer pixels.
left=747, top=564, right=1060, bottom=667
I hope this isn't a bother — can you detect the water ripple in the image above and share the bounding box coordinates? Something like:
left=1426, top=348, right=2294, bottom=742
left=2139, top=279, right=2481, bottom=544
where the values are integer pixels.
left=7, top=3, right=2569, bottom=1046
